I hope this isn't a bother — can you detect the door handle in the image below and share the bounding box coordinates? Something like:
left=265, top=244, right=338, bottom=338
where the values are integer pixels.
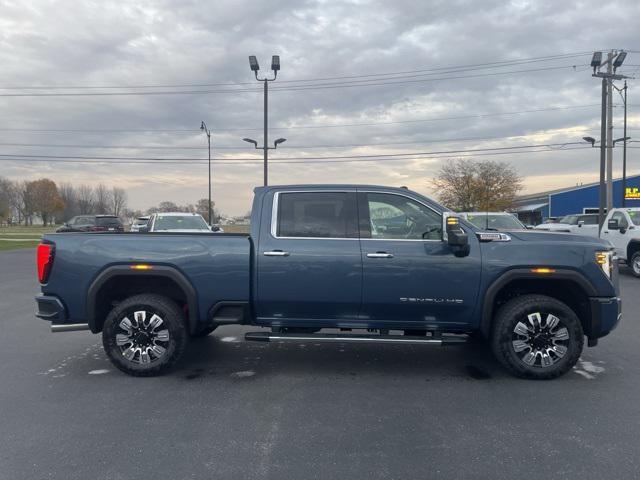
left=366, top=252, right=394, bottom=258
left=263, top=250, right=290, bottom=257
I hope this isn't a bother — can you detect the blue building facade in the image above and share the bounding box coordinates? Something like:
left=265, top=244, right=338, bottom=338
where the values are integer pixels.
left=514, top=174, right=640, bottom=224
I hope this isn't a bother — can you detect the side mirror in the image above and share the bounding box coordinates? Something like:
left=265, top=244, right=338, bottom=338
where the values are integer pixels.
left=607, top=218, right=619, bottom=231
left=577, top=220, right=584, bottom=227
left=138, top=225, right=149, bottom=233
left=445, top=216, right=470, bottom=257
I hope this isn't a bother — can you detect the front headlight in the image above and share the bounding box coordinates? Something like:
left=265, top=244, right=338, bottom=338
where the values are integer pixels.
left=596, top=250, right=614, bottom=279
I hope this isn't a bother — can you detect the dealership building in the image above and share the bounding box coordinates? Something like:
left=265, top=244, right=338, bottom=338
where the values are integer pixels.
left=513, top=174, right=640, bottom=225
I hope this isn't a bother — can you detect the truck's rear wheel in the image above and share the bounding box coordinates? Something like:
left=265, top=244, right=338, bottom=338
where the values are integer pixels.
left=491, top=294, right=583, bottom=379
left=102, top=294, right=188, bottom=376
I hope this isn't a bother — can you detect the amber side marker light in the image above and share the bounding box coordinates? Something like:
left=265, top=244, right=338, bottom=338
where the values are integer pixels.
left=130, top=264, right=153, bottom=270
left=595, top=253, right=608, bottom=265
left=531, top=268, right=556, bottom=274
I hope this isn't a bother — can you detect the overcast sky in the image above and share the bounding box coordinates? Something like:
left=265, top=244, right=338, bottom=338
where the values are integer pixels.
left=1, top=0, right=639, bottom=215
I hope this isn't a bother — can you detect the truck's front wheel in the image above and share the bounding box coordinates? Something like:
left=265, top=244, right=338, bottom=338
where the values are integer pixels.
left=491, top=295, right=583, bottom=379
left=630, top=251, right=640, bottom=278
left=102, top=294, right=188, bottom=376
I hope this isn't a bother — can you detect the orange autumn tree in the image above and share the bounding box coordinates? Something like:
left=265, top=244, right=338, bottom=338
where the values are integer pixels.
left=25, top=178, right=65, bottom=225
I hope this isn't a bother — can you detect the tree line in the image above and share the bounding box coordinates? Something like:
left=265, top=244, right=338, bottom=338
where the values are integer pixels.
left=0, top=176, right=221, bottom=226
left=0, top=177, right=129, bottom=225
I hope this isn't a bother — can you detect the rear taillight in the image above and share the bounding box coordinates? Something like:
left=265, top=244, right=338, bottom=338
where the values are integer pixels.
left=37, top=243, right=54, bottom=284
left=92, top=226, right=107, bottom=232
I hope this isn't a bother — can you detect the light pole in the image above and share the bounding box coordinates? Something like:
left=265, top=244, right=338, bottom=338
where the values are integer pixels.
left=243, top=137, right=287, bottom=181
left=200, top=121, right=212, bottom=225
left=246, top=55, right=280, bottom=186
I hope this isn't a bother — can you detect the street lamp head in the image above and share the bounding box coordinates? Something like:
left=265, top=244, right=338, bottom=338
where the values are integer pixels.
left=200, top=121, right=205, bottom=131
left=274, top=138, right=286, bottom=147
left=582, top=136, right=596, bottom=147
left=613, top=51, right=627, bottom=70
left=613, top=136, right=631, bottom=144
left=243, top=138, right=258, bottom=147
left=249, top=56, right=260, bottom=72
left=590, top=52, right=602, bottom=69
left=271, top=55, right=280, bottom=72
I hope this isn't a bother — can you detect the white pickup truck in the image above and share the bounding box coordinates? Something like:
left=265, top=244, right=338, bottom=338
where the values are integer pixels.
left=602, top=208, right=640, bottom=277
left=534, top=213, right=600, bottom=237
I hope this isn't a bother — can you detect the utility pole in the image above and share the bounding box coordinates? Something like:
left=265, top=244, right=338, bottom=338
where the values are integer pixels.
left=621, top=82, right=628, bottom=207
left=606, top=51, right=614, bottom=211
left=590, top=50, right=632, bottom=232
left=200, top=121, right=212, bottom=225
left=599, top=75, right=607, bottom=234
left=243, top=55, right=286, bottom=186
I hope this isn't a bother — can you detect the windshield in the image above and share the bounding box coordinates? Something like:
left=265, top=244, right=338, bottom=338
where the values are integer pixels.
left=153, top=215, right=208, bottom=231
left=628, top=210, right=640, bottom=226
left=465, top=214, right=525, bottom=230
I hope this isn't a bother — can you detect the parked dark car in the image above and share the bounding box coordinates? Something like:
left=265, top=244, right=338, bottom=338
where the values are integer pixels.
left=56, top=215, right=124, bottom=233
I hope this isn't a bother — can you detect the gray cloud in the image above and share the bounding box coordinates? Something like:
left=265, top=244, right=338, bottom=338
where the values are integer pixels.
left=0, top=0, right=638, bottom=214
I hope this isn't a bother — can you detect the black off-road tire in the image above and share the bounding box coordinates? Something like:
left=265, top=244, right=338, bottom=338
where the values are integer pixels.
left=491, top=294, right=583, bottom=379
left=190, top=324, right=218, bottom=338
left=102, top=294, right=188, bottom=377
left=630, top=251, right=640, bottom=278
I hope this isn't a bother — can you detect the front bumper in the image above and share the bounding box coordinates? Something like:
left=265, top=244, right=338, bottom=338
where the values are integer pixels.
left=586, top=296, right=621, bottom=343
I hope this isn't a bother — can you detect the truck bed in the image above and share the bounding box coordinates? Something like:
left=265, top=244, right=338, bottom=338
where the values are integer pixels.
left=40, top=232, right=252, bottom=327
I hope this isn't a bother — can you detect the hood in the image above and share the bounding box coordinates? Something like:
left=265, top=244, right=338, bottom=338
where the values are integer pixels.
left=506, top=229, right=612, bottom=247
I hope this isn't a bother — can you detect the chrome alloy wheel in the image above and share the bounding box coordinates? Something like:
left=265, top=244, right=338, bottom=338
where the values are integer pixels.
left=115, top=311, right=170, bottom=364
left=511, top=312, right=569, bottom=368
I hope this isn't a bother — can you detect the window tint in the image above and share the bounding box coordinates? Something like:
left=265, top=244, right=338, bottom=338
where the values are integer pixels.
left=96, top=217, right=122, bottom=227
left=277, top=192, right=358, bottom=238
left=578, top=215, right=599, bottom=225
left=77, top=216, right=95, bottom=226
left=559, top=215, right=579, bottom=225
left=366, top=193, right=442, bottom=240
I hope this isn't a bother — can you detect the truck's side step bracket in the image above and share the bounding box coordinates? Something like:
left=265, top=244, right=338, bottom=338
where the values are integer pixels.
left=244, top=331, right=467, bottom=345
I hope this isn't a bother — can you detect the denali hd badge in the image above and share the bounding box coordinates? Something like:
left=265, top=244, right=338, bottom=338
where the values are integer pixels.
left=400, top=297, right=463, bottom=304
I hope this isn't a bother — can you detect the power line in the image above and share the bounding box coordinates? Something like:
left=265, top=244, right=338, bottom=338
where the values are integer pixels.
left=0, top=104, right=601, bottom=135
left=0, top=130, right=597, bottom=151
left=0, top=142, right=587, bottom=162
left=0, top=146, right=592, bottom=166
left=0, top=52, right=591, bottom=91
left=0, top=64, right=588, bottom=97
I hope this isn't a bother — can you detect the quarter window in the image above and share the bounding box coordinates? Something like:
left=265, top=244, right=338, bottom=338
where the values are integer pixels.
left=365, top=193, right=442, bottom=240
left=276, top=192, right=358, bottom=238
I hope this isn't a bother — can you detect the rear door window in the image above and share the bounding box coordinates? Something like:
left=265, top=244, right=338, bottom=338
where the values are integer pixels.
left=276, top=192, right=358, bottom=238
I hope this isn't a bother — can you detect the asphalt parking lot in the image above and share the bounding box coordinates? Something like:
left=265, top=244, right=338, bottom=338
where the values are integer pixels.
left=0, top=248, right=639, bottom=480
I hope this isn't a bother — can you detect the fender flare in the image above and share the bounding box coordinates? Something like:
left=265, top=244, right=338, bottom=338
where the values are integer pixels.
left=627, top=239, right=640, bottom=261
left=479, top=268, right=597, bottom=338
left=87, top=265, right=198, bottom=333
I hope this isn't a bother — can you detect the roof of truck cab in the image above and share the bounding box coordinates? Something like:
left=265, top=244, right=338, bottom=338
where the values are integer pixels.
left=255, top=184, right=414, bottom=192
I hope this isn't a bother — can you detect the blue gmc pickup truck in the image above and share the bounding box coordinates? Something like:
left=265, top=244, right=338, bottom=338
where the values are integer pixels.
left=35, top=185, right=621, bottom=379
